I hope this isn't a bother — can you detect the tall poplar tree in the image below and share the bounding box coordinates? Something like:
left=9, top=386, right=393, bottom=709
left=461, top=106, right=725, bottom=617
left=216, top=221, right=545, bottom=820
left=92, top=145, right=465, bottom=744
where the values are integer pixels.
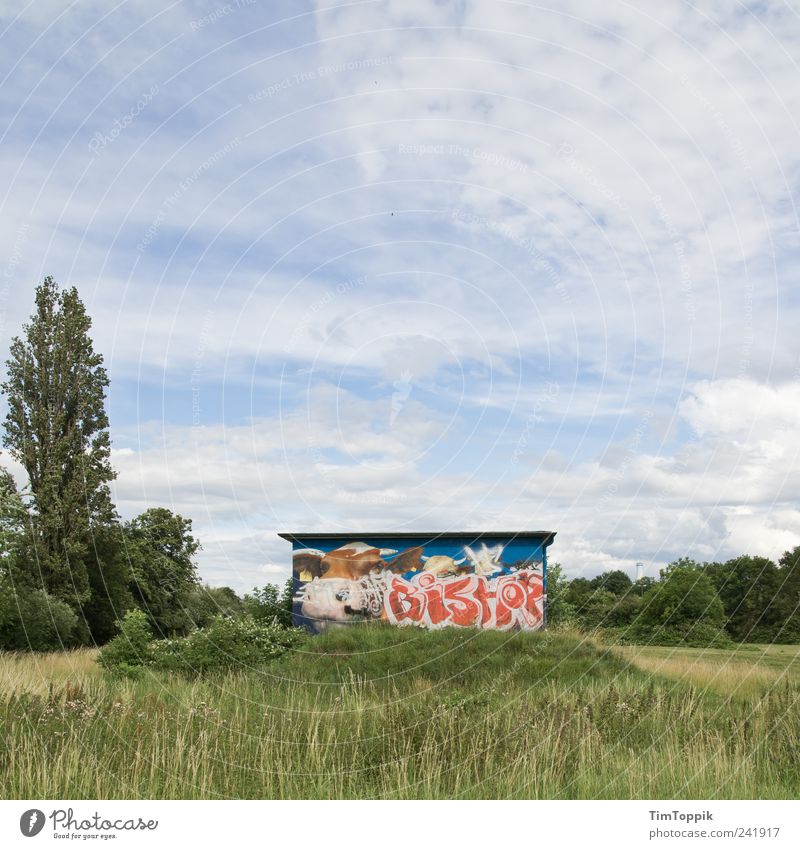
left=1, top=277, right=116, bottom=608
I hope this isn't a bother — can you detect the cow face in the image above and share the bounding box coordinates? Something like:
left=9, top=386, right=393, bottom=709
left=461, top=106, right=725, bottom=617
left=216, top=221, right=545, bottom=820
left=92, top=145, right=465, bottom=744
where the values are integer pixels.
left=300, top=578, right=372, bottom=629
left=298, top=543, right=387, bottom=630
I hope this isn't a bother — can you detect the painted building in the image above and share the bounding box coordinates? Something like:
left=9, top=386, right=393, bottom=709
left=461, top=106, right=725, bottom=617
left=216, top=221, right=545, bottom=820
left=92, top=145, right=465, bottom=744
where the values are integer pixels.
left=279, top=531, right=556, bottom=634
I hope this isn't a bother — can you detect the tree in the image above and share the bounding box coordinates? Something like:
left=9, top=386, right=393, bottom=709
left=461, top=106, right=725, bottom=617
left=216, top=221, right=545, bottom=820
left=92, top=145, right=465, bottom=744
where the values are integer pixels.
left=773, top=546, right=800, bottom=643
left=184, top=584, right=242, bottom=629
left=124, top=507, right=200, bottom=636
left=631, top=576, right=655, bottom=596
left=0, top=467, right=27, bottom=575
left=635, top=564, right=728, bottom=646
left=0, top=469, right=82, bottom=651
left=590, top=569, right=633, bottom=596
left=82, top=523, right=135, bottom=643
left=564, top=577, right=593, bottom=603
left=1, top=278, right=116, bottom=608
left=705, top=556, right=782, bottom=642
left=97, top=608, right=154, bottom=676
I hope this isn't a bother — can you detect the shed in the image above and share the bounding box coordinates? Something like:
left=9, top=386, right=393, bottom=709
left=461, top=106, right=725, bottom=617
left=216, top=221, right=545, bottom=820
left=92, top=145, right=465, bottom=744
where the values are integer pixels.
left=278, top=531, right=556, bottom=633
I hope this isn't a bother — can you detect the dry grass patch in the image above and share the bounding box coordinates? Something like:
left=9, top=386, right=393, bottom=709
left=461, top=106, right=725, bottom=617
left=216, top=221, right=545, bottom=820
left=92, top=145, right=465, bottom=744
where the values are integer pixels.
left=611, top=644, right=800, bottom=698
left=0, top=648, right=101, bottom=698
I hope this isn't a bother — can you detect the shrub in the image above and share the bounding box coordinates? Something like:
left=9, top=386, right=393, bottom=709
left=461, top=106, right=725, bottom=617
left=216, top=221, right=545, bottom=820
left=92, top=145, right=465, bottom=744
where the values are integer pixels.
left=606, top=621, right=732, bottom=648
left=242, top=578, right=294, bottom=628
left=97, top=612, right=305, bottom=677
left=98, top=608, right=154, bottom=676
left=0, top=580, right=79, bottom=650
left=543, top=562, right=577, bottom=627
left=150, top=615, right=304, bottom=674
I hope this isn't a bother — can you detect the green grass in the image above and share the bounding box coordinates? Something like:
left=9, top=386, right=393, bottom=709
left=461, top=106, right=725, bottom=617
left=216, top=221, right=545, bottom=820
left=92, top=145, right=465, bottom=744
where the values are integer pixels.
left=1, top=626, right=799, bottom=799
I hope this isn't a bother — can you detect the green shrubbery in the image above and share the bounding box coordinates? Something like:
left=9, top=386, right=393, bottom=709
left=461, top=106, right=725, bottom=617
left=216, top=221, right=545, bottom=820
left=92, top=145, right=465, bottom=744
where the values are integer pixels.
left=0, top=579, right=80, bottom=651
left=96, top=608, right=154, bottom=677
left=604, top=622, right=731, bottom=649
left=151, top=615, right=303, bottom=674
left=561, top=561, right=736, bottom=647
left=242, top=578, right=293, bottom=628
left=99, top=609, right=304, bottom=677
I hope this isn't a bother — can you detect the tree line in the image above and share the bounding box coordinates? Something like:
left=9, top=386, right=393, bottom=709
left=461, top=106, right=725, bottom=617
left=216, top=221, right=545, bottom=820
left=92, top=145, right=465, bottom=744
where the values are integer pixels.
left=547, top=551, right=800, bottom=645
left=0, top=277, right=290, bottom=651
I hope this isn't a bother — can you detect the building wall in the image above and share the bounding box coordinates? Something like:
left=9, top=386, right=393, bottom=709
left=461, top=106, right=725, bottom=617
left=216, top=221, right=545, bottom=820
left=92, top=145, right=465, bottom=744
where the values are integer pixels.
left=290, top=535, right=548, bottom=633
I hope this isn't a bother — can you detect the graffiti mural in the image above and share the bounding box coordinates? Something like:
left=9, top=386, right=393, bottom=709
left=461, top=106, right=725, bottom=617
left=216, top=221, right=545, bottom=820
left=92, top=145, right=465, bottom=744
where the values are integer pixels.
left=282, top=534, right=554, bottom=633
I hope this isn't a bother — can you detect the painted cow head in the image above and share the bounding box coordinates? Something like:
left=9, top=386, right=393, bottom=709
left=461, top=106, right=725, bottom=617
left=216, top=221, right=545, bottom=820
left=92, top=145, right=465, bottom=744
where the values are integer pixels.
left=296, top=542, right=392, bottom=630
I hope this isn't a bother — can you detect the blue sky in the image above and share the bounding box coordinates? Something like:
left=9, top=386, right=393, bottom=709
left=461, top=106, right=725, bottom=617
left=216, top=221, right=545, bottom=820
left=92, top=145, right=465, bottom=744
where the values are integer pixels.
left=2, top=0, right=799, bottom=591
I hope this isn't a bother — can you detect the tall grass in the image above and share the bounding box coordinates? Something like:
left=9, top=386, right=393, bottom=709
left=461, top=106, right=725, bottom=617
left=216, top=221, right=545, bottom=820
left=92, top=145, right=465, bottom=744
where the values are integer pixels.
left=0, top=648, right=100, bottom=697
left=612, top=643, right=800, bottom=699
left=1, top=627, right=798, bottom=799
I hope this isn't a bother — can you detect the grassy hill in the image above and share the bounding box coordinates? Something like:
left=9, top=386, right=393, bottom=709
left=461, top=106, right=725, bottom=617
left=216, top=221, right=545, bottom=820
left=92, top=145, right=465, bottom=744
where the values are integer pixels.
left=1, top=626, right=798, bottom=798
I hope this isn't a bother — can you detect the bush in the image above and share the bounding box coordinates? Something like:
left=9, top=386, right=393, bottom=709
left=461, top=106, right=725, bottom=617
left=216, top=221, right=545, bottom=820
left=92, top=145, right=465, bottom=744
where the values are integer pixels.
left=98, top=608, right=154, bottom=676
left=0, top=580, right=80, bottom=650
left=242, top=579, right=293, bottom=628
left=151, top=615, right=304, bottom=674
left=543, top=562, right=577, bottom=627
left=97, top=611, right=305, bottom=677
left=605, top=621, right=732, bottom=648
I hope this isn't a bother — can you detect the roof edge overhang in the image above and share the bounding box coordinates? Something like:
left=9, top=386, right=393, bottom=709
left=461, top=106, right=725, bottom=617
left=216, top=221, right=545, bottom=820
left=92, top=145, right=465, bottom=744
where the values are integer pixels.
left=278, top=531, right=556, bottom=545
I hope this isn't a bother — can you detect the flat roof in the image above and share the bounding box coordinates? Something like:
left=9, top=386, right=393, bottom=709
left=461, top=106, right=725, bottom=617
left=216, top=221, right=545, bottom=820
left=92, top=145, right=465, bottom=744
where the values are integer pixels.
left=278, top=531, right=556, bottom=543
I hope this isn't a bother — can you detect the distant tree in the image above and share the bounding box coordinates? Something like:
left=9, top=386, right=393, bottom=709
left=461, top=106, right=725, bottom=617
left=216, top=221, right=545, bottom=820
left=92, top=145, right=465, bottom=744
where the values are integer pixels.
left=124, top=507, right=200, bottom=636
left=185, top=584, right=242, bottom=629
left=243, top=578, right=294, bottom=628
left=564, top=577, right=593, bottom=604
left=773, top=546, right=800, bottom=643
left=1, top=278, right=116, bottom=608
left=578, top=589, right=619, bottom=628
left=590, top=570, right=633, bottom=596
left=98, top=608, right=154, bottom=676
left=662, top=556, right=703, bottom=575
left=705, top=556, right=782, bottom=642
left=563, top=573, right=639, bottom=629
left=634, top=564, right=728, bottom=646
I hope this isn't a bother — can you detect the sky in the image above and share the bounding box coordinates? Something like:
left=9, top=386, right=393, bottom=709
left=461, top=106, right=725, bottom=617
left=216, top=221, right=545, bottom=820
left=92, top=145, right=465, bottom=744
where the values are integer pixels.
left=1, top=0, right=799, bottom=592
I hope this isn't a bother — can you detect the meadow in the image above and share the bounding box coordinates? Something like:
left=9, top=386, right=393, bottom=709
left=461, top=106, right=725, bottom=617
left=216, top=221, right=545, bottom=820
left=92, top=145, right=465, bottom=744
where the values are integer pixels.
left=0, top=627, right=798, bottom=799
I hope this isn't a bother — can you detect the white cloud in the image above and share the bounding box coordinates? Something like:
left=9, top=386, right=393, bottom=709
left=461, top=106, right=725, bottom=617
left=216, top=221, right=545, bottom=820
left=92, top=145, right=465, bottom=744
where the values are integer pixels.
left=98, top=376, right=800, bottom=589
